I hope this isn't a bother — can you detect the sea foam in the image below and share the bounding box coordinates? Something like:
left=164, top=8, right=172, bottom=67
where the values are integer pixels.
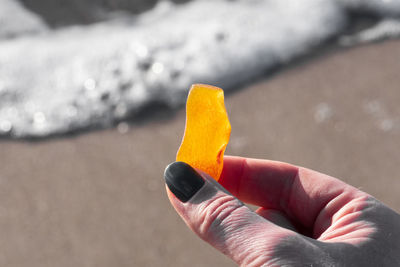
left=0, top=0, right=47, bottom=39
left=0, top=0, right=399, bottom=138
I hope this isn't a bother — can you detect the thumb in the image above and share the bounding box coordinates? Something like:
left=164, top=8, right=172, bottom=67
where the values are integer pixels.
left=164, top=162, right=293, bottom=266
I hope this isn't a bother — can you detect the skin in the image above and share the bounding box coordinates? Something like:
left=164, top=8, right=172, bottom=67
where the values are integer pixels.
left=166, top=156, right=400, bottom=266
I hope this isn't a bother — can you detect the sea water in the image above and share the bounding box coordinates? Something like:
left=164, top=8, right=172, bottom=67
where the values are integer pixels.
left=0, top=0, right=399, bottom=138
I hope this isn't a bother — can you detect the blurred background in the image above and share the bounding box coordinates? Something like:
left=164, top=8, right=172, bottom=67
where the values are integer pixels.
left=0, top=0, right=400, bottom=266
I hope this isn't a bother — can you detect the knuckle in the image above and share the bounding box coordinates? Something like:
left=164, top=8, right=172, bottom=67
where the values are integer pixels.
left=194, top=194, right=246, bottom=238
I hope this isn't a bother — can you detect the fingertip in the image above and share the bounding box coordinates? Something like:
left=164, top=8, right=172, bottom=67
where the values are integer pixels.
left=219, top=156, right=245, bottom=195
left=165, top=184, right=176, bottom=202
left=164, top=161, right=205, bottom=203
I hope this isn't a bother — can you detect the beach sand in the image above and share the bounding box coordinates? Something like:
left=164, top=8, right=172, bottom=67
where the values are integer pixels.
left=0, top=40, right=399, bottom=266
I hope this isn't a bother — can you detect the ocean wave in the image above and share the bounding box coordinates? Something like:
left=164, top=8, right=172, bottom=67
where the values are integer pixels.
left=0, top=0, right=47, bottom=39
left=0, top=0, right=399, bottom=138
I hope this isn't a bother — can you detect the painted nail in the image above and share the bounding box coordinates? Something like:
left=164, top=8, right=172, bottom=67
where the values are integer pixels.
left=164, top=161, right=205, bottom=202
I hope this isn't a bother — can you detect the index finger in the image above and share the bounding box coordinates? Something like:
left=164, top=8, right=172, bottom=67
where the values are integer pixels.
left=219, top=156, right=367, bottom=235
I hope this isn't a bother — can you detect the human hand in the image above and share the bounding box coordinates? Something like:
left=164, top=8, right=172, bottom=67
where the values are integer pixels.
left=164, top=156, right=400, bottom=266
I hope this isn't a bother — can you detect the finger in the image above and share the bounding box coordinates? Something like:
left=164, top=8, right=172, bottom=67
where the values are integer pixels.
left=164, top=162, right=295, bottom=266
left=219, top=156, right=369, bottom=237
left=255, top=208, right=297, bottom=232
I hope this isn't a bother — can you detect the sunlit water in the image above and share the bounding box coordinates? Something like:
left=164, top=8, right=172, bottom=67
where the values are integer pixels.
left=0, top=0, right=399, bottom=138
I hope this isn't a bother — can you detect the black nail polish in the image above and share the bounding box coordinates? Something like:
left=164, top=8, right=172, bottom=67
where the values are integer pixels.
left=164, top=161, right=205, bottom=203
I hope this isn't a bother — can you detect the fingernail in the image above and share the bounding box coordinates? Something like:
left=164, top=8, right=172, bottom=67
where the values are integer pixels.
left=164, top=161, right=205, bottom=202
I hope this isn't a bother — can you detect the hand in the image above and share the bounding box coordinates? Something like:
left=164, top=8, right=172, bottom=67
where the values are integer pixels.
left=164, top=156, right=400, bottom=266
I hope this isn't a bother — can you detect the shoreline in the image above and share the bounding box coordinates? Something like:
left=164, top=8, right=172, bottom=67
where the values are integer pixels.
left=4, top=0, right=400, bottom=139
left=0, top=40, right=399, bottom=266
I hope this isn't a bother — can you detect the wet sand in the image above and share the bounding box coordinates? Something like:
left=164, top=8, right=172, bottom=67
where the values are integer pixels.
left=0, top=40, right=399, bottom=266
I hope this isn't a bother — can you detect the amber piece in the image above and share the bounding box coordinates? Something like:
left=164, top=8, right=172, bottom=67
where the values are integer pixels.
left=177, top=84, right=231, bottom=181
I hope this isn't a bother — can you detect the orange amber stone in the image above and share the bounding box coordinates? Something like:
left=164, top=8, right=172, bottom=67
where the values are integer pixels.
left=176, top=84, right=231, bottom=181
